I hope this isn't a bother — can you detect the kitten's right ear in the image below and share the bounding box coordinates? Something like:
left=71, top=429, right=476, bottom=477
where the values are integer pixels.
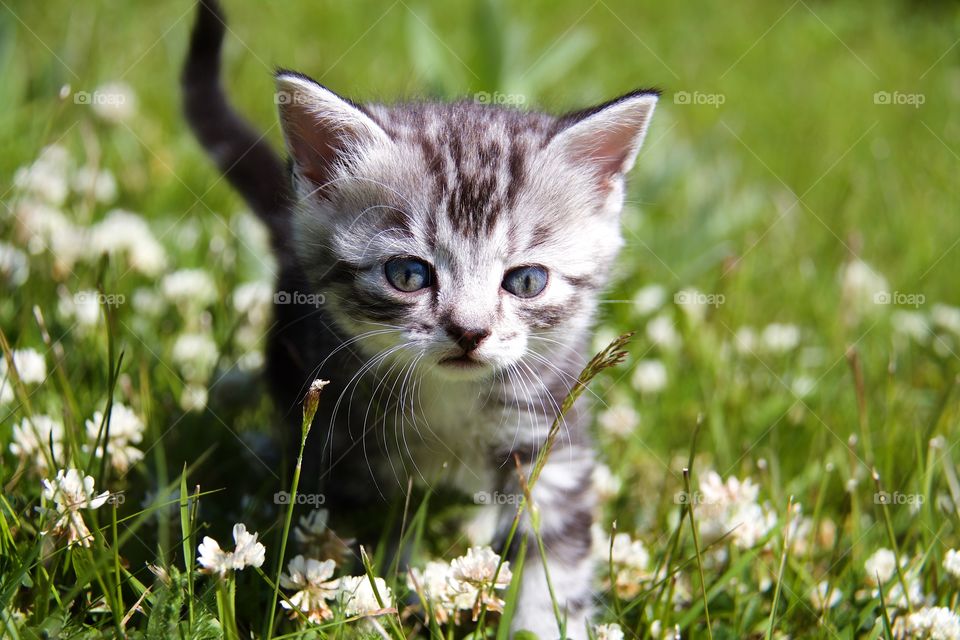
left=275, top=71, right=391, bottom=196
left=546, top=89, right=659, bottom=195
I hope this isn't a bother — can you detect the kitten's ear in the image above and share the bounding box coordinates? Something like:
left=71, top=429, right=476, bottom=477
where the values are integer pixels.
left=275, top=71, right=391, bottom=195
left=547, top=89, right=659, bottom=191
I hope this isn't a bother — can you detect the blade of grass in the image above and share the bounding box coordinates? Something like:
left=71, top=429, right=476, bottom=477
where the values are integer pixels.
left=265, top=379, right=326, bottom=639
left=765, top=496, right=794, bottom=640
left=682, top=467, right=713, bottom=640
left=872, top=469, right=912, bottom=611
left=180, top=464, right=195, bottom=626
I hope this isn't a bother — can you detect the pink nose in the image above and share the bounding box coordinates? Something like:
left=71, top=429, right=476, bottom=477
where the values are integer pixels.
left=446, top=325, right=490, bottom=353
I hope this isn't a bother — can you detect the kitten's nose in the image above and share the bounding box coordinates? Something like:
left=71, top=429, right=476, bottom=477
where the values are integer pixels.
left=446, top=325, right=490, bottom=353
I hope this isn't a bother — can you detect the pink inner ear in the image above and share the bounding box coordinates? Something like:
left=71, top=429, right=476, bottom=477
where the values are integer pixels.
left=582, top=123, right=641, bottom=186
left=552, top=93, right=656, bottom=192
left=283, top=110, right=344, bottom=194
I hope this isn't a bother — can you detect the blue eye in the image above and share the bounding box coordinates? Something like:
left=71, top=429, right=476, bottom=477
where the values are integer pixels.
left=502, top=265, right=548, bottom=298
left=384, top=257, right=432, bottom=292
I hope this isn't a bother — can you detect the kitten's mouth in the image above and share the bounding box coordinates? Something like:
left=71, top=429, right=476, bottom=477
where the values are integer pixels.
left=438, top=353, right=486, bottom=369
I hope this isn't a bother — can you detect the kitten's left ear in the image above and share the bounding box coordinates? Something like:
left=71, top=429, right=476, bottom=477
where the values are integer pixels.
left=547, top=89, right=659, bottom=191
left=274, top=70, right=391, bottom=197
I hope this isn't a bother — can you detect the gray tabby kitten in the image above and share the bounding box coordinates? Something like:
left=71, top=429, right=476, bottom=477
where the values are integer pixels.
left=183, top=1, right=657, bottom=637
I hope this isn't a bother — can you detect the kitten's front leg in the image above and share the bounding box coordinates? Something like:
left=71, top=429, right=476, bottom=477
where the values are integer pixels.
left=509, top=449, right=596, bottom=640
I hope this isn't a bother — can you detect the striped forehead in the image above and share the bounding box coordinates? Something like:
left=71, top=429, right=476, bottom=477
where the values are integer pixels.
left=371, top=102, right=556, bottom=241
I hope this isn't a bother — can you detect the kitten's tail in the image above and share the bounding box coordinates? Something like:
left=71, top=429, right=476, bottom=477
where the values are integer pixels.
left=182, top=0, right=290, bottom=249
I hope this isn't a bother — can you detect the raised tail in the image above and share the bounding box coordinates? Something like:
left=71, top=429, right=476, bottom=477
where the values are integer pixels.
left=182, top=0, right=290, bottom=250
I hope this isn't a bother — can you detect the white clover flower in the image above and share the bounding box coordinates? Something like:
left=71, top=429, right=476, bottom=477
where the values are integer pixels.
left=295, top=509, right=330, bottom=546
left=808, top=581, right=842, bottom=609
left=90, top=81, right=137, bottom=123
left=785, top=505, right=814, bottom=557
left=891, top=311, right=930, bottom=343
left=865, top=548, right=897, bottom=586
left=448, top=546, right=512, bottom=618
left=450, top=546, right=511, bottom=588
left=646, top=313, right=681, bottom=350
left=633, top=284, right=666, bottom=316
left=280, top=555, right=339, bottom=622
left=650, top=620, right=663, bottom=638
left=408, top=560, right=457, bottom=624
left=10, top=415, right=65, bottom=472
left=605, top=532, right=651, bottom=599
left=408, top=550, right=513, bottom=624
left=675, top=287, right=708, bottom=323
left=84, top=403, right=145, bottom=473
left=597, top=402, right=639, bottom=437
left=171, top=332, right=219, bottom=382
left=233, top=281, right=273, bottom=326
left=3, top=349, right=47, bottom=384
left=900, top=606, right=960, bottom=640
left=0, top=241, right=29, bottom=287
left=594, top=623, right=625, bottom=640
left=162, top=269, right=217, bottom=309
left=12, top=145, right=71, bottom=205
left=761, top=323, right=801, bottom=353
left=292, top=509, right=354, bottom=566
left=14, top=200, right=86, bottom=272
left=733, top=326, right=758, bottom=354
left=0, top=378, right=12, bottom=405
left=58, top=289, right=102, bottom=328
left=41, top=469, right=110, bottom=547
left=72, top=165, right=117, bottom=203
left=235, top=326, right=265, bottom=371
left=791, top=375, right=816, bottom=398
left=592, top=464, right=622, bottom=502
left=198, top=523, right=266, bottom=577
left=89, top=210, right=167, bottom=276
left=886, top=569, right=926, bottom=610
left=132, top=288, right=166, bottom=317
left=697, top=471, right=776, bottom=549
left=631, top=359, right=667, bottom=394
left=232, top=523, right=267, bottom=568
left=180, top=384, right=209, bottom=413
left=840, top=258, right=888, bottom=319
left=932, top=305, right=960, bottom=336
left=943, top=549, right=960, bottom=579
left=609, top=532, right=651, bottom=571
left=337, top=575, right=393, bottom=617
left=197, top=537, right=232, bottom=578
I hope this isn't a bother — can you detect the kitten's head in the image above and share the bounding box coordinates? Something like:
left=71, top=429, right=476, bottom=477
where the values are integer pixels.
left=275, top=71, right=657, bottom=381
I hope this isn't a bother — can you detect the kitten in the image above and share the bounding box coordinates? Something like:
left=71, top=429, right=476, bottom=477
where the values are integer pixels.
left=182, top=1, right=657, bottom=637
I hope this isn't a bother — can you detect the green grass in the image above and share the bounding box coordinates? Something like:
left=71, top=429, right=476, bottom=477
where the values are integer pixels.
left=2, top=0, right=960, bottom=637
